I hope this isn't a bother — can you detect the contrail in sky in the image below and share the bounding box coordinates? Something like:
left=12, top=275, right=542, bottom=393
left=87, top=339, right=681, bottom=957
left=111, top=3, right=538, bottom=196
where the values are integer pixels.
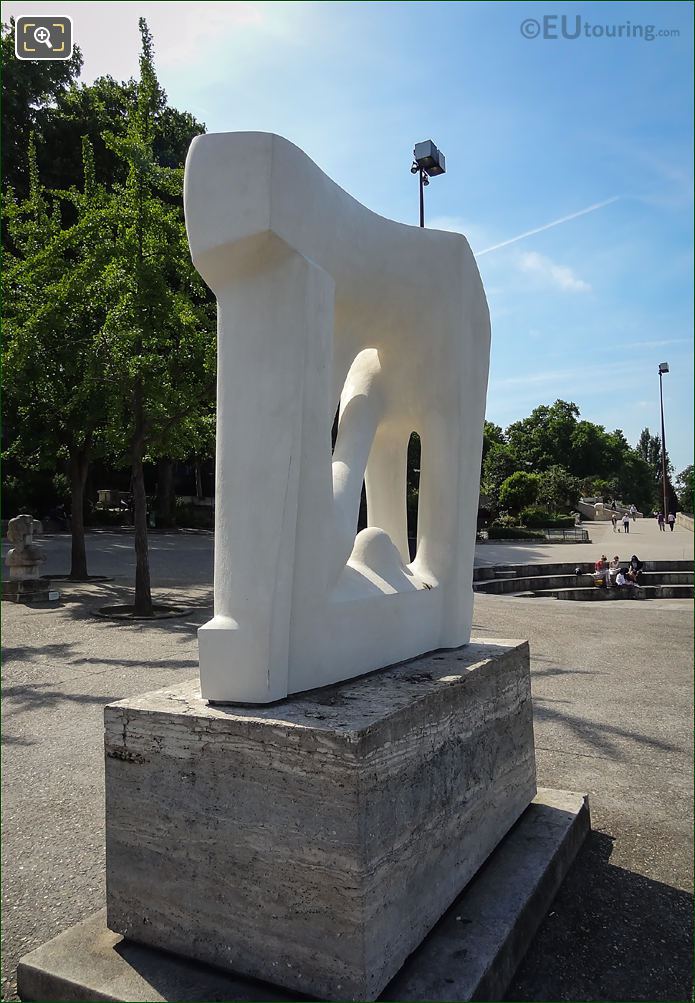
left=474, top=196, right=620, bottom=257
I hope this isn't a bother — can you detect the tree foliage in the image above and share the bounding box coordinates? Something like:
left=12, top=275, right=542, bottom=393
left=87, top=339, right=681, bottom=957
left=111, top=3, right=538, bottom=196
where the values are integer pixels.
left=2, top=18, right=214, bottom=600
left=536, top=465, right=581, bottom=512
left=3, top=136, right=111, bottom=576
left=506, top=400, right=580, bottom=471
left=91, top=18, right=215, bottom=613
left=482, top=420, right=505, bottom=463
left=482, top=443, right=520, bottom=507
left=482, top=400, right=662, bottom=516
left=1, top=19, right=83, bottom=197
left=499, top=471, right=540, bottom=513
left=676, top=465, right=694, bottom=514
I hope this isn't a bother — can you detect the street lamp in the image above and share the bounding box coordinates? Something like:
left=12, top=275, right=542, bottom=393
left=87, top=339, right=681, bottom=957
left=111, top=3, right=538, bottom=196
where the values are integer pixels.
left=411, top=140, right=446, bottom=228
left=658, top=362, right=669, bottom=517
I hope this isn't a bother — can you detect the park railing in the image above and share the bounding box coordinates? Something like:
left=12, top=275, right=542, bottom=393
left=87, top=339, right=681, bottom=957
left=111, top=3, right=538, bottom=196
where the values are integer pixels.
left=477, top=526, right=590, bottom=543
left=543, top=526, right=590, bottom=542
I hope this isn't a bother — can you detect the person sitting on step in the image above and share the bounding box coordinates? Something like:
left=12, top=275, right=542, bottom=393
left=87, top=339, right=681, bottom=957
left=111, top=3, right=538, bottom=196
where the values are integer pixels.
left=616, top=567, right=638, bottom=590
left=628, top=555, right=644, bottom=584
left=593, top=555, right=609, bottom=587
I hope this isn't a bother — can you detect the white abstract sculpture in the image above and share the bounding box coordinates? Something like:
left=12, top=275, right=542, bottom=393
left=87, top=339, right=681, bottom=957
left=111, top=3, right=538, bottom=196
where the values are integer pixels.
left=184, top=133, right=491, bottom=703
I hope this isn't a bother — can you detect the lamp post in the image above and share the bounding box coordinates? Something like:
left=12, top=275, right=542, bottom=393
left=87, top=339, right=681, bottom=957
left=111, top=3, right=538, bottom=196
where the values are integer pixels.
left=658, top=362, right=669, bottom=518
left=410, top=140, right=446, bottom=227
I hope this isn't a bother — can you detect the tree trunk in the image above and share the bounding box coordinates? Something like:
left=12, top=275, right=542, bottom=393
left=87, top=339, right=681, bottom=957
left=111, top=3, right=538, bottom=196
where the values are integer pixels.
left=69, top=444, right=90, bottom=580
left=194, top=457, right=203, bottom=500
left=156, top=457, right=175, bottom=526
left=132, top=383, right=153, bottom=616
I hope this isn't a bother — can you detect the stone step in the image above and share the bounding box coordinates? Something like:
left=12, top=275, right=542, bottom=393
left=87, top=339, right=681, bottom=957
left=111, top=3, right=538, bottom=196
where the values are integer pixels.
left=521, top=585, right=693, bottom=602
left=475, top=571, right=694, bottom=595
left=473, top=560, right=693, bottom=582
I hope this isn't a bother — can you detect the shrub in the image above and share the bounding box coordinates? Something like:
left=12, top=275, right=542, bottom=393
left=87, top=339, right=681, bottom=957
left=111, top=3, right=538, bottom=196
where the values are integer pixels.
left=175, top=500, right=213, bottom=529
left=2, top=469, right=61, bottom=518
left=520, top=506, right=574, bottom=528
left=519, top=505, right=549, bottom=527
left=487, top=525, right=544, bottom=540
left=493, top=513, right=520, bottom=528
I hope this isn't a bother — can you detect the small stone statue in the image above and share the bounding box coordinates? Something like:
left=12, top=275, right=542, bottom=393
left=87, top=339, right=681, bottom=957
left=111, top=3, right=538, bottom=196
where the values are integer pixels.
left=5, top=514, right=46, bottom=582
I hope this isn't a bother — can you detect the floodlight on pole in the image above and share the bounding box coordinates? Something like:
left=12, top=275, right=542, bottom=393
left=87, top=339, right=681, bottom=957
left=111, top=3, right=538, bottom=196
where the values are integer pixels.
left=658, top=362, right=669, bottom=518
left=411, top=140, right=446, bottom=228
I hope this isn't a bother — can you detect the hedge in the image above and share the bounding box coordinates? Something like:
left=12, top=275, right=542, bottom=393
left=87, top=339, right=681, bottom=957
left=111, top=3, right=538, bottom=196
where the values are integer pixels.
left=486, top=526, right=545, bottom=540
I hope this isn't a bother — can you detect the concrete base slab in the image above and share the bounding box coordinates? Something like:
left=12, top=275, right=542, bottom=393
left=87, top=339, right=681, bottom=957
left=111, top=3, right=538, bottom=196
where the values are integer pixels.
left=18, top=788, right=589, bottom=1002
left=103, top=641, right=537, bottom=1000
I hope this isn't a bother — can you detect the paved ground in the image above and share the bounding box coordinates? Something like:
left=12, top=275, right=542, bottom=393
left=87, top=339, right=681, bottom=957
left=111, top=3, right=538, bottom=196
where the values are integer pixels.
left=3, top=514, right=689, bottom=582
left=475, top=514, right=694, bottom=567
left=1, top=523, right=693, bottom=1001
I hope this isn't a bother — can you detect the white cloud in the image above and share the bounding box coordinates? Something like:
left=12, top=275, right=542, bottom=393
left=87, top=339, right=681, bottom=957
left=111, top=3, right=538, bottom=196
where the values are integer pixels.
left=518, top=251, right=591, bottom=293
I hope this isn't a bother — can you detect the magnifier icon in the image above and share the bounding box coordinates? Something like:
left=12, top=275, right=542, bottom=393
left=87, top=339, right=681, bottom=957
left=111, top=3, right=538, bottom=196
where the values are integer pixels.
left=34, top=26, right=52, bottom=48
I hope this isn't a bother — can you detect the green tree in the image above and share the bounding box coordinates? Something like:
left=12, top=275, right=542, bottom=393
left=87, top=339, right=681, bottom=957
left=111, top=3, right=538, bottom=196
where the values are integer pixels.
left=614, top=453, right=654, bottom=514
left=636, top=427, right=662, bottom=473
left=506, top=400, right=580, bottom=471
left=482, top=443, right=521, bottom=508
left=499, top=471, right=540, bottom=514
left=1, top=19, right=83, bottom=196
left=569, top=421, right=623, bottom=479
left=96, top=18, right=215, bottom=614
left=636, top=427, right=674, bottom=483
left=37, top=75, right=204, bottom=193
left=3, top=136, right=110, bottom=578
left=482, top=420, right=505, bottom=463
left=536, top=465, right=581, bottom=512
left=675, top=465, right=694, bottom=514
left=635, top=427, right=676, bottom=512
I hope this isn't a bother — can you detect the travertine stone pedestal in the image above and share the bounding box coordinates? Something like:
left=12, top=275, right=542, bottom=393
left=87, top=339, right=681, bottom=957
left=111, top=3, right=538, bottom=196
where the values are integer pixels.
left=105, top=640, right=536, bottom=1001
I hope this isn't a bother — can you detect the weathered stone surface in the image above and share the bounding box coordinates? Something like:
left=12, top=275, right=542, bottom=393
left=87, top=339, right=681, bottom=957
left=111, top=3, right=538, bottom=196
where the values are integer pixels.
left=18, top=790, right=589, bottom=1003
left=104, top=640, right=536, bottom=1001
left=5, top=514, right=46, bottom=581
left=1, top=578, right=54, bottom=604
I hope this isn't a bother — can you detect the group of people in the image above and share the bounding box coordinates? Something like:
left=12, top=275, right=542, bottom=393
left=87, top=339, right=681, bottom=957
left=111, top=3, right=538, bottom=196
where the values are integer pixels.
left=592, top=553, right=644, bottom=589
left=610, top=505, right=637, bottom=533
left=657, top=511, right=676, bottom=532
left=610, top=506, right=678, bottom=533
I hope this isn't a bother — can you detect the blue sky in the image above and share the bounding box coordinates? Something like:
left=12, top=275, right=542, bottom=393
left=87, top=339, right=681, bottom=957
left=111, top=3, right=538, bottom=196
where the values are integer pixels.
left=7, top=0, right=694, bottom=471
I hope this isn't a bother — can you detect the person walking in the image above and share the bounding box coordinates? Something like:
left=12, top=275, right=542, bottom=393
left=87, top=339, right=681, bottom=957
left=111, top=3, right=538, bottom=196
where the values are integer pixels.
left=611, top=512, right=618, bottom=533
left=667, top=512, right=676, bottom=532
left=630, top=504, right=637, bottom=522
left=622, top=511, right=630, bottom=534
left=657, top=511, right=665, bottom=532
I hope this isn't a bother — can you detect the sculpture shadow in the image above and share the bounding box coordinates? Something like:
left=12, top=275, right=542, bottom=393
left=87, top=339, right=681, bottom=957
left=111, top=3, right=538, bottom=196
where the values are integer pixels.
left=507, top=829, right=693, bottom=1002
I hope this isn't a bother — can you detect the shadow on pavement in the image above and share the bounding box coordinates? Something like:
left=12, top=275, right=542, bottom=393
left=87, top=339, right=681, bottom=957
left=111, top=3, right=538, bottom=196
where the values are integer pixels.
left=507, top=829, right=693, bottom=1001
left=532, top=693, right=678, bottom=759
